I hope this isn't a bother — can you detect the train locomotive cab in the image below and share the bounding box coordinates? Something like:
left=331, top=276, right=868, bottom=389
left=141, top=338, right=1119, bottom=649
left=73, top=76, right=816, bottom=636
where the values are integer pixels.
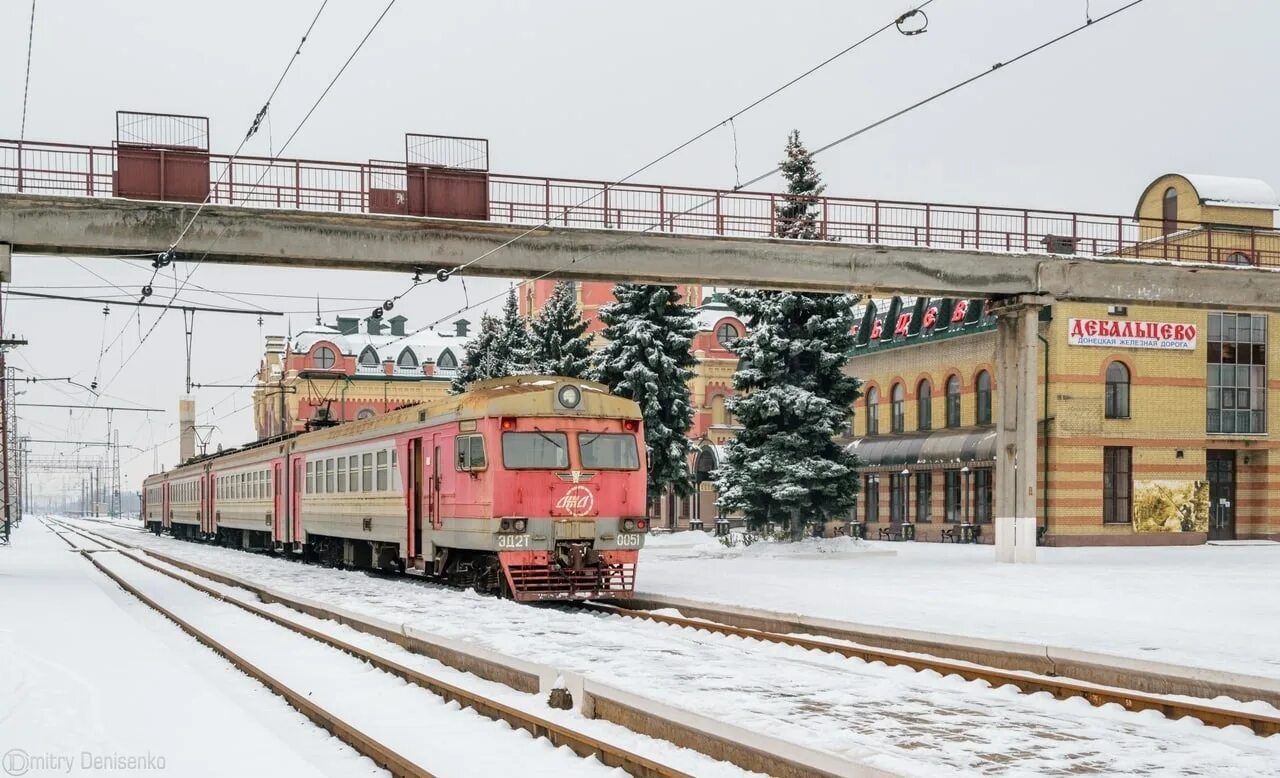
left=431, top=376, right=649, bottom=602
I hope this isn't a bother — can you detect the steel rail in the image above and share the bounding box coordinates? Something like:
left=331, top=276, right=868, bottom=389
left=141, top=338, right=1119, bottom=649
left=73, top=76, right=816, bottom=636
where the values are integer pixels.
left=49, top=519, right=690, bottom=778
left=577, top=602, right=1280, bottom=737
left=51, top=535, right=434, bottom=777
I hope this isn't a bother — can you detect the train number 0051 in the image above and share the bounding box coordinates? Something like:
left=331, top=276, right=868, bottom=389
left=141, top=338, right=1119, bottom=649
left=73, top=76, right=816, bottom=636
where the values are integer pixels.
left=497, top=534, right=530, bottom=549
left=615, top=533, right=642, bottom=547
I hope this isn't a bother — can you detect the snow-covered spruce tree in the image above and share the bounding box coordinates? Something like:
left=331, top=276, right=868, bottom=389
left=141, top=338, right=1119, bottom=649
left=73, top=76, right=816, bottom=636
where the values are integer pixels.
left=450, top=312, right=501, bottom=393
left=591, top=284, right=698, bottom=501
left=773, top=129, right=825, bottom=240
left=715, top=290, right=861, bottom=538
left=451, top=288, right=533, bottom=393
left=529, top=280, right=593, bottom=378
left=491, top=286, right=533, bottom=376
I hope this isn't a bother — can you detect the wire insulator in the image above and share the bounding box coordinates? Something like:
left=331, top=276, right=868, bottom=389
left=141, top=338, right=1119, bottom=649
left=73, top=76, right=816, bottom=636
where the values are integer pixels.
left=436, top=268, right=450, bottom=283
left=896, top=8, right=928, bottom=35
left=383, top=299, right=394, bottom=311
left=371, top=307, right=383, bottom=320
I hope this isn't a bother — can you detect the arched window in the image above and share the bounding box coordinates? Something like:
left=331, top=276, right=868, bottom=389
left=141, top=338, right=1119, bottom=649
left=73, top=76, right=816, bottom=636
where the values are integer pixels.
left=358, top=346, right=379, bottom=366
left=396, top=348, right=418, bottom=369
left=891, top=383, right=905, bottom=433
left=946, top=374, right=962, bottom=427
left=356, top=408, right=376, bottom=421
left=1162, top=186, right=1178, bottom=235
left=716, top=322, right=740, bottom=349
left=865, top=387, right=880, bottom=436
left=1105, top=361, right=1130, bottom=419
left=917, top=379, right=932, bottom=431
left=437, top=349, right=458, bottom=369
left=1226, top=251, right=1252, bottom=266
left=313, top=346, right=336, bottom=370
left=975, top=371, right=992, bottom=425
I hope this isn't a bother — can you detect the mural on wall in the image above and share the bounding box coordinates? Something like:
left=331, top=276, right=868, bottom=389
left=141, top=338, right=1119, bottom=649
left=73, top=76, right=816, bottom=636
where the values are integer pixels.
left=1132, top=480, right=1210, bottom=533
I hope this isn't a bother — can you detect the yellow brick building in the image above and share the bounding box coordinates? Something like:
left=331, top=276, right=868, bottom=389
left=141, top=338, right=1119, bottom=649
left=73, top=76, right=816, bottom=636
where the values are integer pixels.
left=845, top=173, right=1280, bottom=546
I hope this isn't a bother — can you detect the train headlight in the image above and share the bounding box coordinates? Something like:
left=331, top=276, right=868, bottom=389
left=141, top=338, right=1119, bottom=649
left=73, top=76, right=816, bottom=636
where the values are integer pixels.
left=514, top=518, right=527, bottom=532
left=557, top=384, right=581, bottom=409
left=622, top=518, right=636, bottom=531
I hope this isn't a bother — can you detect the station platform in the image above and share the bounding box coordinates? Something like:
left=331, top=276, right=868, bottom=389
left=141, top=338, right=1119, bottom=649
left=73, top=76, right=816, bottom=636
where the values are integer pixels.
left=0, top=519, right=372, bottom=777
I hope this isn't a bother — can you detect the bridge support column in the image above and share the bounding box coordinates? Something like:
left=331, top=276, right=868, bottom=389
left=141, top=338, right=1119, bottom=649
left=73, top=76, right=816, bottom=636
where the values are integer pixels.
left=992, top=295, right=1052, bottom=563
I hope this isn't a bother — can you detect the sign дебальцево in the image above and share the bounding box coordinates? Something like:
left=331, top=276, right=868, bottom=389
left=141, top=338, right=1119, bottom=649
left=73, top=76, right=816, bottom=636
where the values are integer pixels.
left=1067, top=318, right=1198, bottom=350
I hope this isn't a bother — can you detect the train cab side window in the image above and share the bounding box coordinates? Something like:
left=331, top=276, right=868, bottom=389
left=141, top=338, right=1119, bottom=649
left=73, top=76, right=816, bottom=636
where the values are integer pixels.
left=456, top=435, right=487, bottom=470
left=376, top=450, right=390, bottom=491
left=306, top=461, right=315, bottom=494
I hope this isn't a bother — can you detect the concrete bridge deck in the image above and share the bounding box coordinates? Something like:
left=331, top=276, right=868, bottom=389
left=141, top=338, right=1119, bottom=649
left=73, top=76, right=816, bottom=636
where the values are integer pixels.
left=4, top=193, right=1280, bottom=311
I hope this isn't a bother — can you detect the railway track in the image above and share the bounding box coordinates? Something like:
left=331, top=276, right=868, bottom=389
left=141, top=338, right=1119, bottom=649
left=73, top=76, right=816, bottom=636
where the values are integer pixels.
left=577, top=601, right=1280, bottom=737
left=58, top=518, right=1280, bottom=777
left=47, top=519, right=698, bottom=778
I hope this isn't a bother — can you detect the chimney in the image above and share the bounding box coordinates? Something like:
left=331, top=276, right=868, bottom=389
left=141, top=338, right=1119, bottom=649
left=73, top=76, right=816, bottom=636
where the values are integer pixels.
left=336, top=317, right=359, bottom=335
left=365, top=316, right=383, bottom=335
left=388, top=315, right=407, bottom=337
left=453, top=318, right=471, bottom=338
left=179, top=397, right=196, bottom=462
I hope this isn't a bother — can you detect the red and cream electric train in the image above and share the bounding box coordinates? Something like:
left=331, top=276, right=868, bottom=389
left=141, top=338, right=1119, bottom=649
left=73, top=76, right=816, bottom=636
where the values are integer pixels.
left=141, top=376, right=649, bottom=601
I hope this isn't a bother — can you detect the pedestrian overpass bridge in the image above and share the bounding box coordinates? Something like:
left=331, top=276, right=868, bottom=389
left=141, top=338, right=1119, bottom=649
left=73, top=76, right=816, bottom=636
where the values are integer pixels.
left=5, top=119, right=1280, bottom=562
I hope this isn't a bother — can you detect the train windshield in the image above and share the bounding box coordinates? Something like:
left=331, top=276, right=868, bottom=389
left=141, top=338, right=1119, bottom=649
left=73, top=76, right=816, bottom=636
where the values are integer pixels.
left=578, top=432, right=640, bottom=470
left=502, top=431, right=569, bottom=469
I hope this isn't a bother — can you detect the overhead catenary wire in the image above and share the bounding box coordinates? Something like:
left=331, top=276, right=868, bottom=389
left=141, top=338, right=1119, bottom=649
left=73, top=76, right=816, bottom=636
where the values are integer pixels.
left=369, top=1, right=937, bottom=315
left=378, top=0, right=1147, bottom=351
left=19, top=0, right=37, bottom=141
left=98, top=0, right=397, bottom=396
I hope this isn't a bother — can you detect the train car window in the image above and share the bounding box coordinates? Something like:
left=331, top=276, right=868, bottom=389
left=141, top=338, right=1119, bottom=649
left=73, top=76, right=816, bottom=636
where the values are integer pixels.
left=376, top=450, right=389, bottom=491
left=306, top=461, right=314, bottom=494
left=267, top=470, right=273, bottom=497
left=316, top=461, right=324, bottom=494
left=455, top=435, right=487, bottom=470
left=362, top=453, right=374, bottom=492
left=502, top=432, right=569, bottom=469
left=579, top=433, right=640, bottom=470
left=391, top=450, right=399, bottom=489
left=337, top=458, right=347, bottom=493
left=326, top=458, right=337, bottom=493
left=348, top=455, right=360, bottom=492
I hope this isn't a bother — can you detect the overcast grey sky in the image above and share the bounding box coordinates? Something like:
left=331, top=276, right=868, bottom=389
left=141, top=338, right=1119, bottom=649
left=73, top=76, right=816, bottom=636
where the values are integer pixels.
left=5, top=0, right=1278, bottom=496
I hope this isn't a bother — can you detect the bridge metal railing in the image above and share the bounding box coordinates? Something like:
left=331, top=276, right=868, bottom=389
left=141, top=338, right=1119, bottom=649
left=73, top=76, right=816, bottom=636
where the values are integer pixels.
left=2, top=137, right=1279, bottom=267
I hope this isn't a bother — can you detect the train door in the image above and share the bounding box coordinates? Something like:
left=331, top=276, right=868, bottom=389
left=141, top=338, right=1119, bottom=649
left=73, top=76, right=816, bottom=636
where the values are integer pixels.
left=272, top=461, right=284, bottom=542
left=162, top=481, right=171, bottom=529
left=291, top=457, right=304, bottom=545
left=409, top=438, right=424, bottom=559
left=430, top=434, right=443, bottom=530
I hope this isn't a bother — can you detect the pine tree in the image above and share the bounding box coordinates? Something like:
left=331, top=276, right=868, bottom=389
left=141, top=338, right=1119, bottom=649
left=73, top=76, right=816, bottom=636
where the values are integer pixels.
left=451, top=312, right=501, bottom=393
left=529, top=280, right=593, bottom=378
left=773, top=129, right=825, bottom=240
left=491, top=286, right=533, bottom=376
left=715, top=130, right=858, bottom=539
left=591, top=284, right=698, bottom=500
left=715, top=290, right=861, bottom=538
left=450, top=288, right=533, bottom=393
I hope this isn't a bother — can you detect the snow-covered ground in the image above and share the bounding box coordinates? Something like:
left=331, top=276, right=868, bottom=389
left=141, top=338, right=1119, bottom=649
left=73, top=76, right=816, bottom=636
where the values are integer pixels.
left=61, top=518, right=1280, bottom=777
left=642, top=532, right=1280, bottom=679
left=0, top=520, right=381, bottom=777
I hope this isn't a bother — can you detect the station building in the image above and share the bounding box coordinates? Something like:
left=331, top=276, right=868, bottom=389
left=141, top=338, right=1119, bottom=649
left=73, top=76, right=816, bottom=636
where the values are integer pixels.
left=252, top=315, right=471, bottom=438
left=845, top=173, right=1280, bottom=545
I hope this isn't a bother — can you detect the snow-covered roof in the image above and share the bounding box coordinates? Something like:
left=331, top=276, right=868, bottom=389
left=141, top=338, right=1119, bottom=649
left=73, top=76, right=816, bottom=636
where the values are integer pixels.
left=1136, top=173, right=1279, bottom=216
left=1183, top=174, right=1278, bottom=210
left=292, top=323, right=465, bottom=364
left=694, top=304, right=741, bottom=332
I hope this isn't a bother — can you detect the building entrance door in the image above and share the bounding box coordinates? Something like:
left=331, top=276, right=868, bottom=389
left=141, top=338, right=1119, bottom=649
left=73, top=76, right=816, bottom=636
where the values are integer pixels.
left=1206, top=450, right=1236, bottom=541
